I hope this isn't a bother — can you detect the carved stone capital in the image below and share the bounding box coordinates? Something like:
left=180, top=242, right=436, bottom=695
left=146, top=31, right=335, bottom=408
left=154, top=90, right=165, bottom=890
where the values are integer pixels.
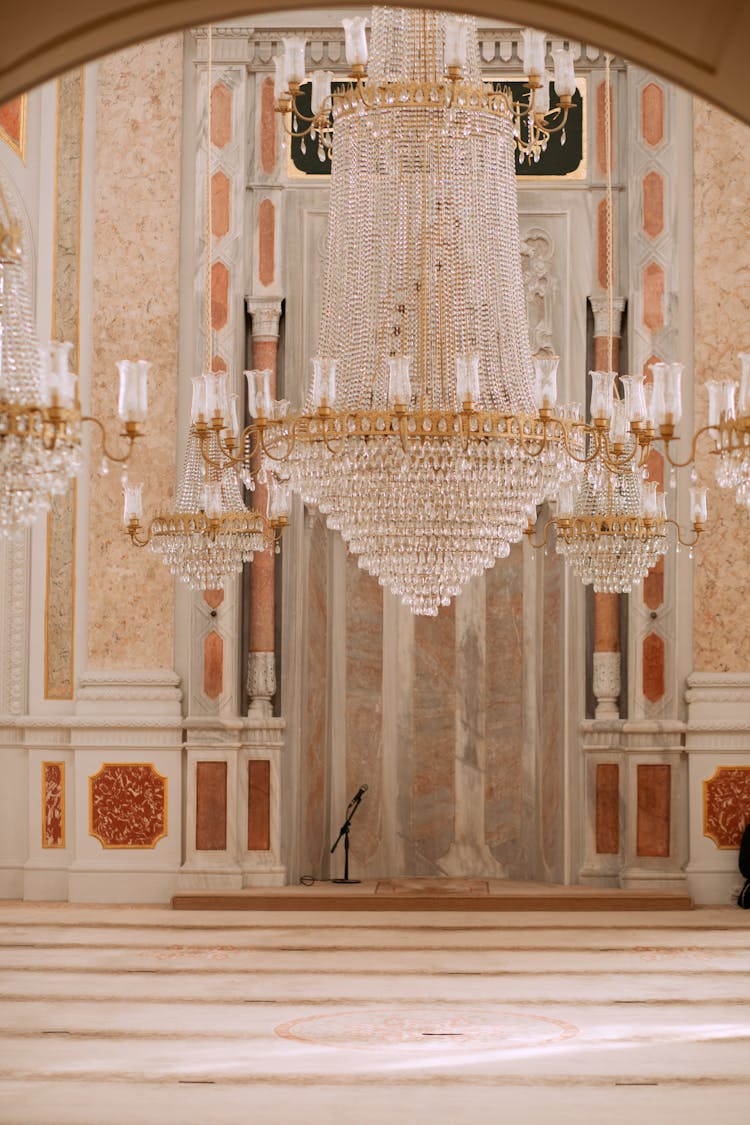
left=593, top=651, right=621, bottom=719
left=589, top=296, right=625, bottom=341
left=247, top=651, right=276, bottom=716
left=246, top=299, right=282, bottom=342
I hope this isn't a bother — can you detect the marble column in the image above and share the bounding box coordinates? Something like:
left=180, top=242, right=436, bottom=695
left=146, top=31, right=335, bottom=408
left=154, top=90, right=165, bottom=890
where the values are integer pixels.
left=246, top=300, right=283, bottom=715
left=590, top=295, right=625, bottom=719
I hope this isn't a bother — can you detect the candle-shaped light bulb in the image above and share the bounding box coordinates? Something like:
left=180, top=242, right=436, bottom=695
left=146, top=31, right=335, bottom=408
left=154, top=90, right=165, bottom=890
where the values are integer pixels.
left=456, top=353, right=481, bottom=405
left=649, top=361, right=668, bottom=427
left=722, top=379, right=738, bottom=422
left=311, top=357, right=337, bottom=408
left=253, top=369, right=273, bottom=417
left=123, top=482, right=143, bottom=524
left=558, top=480, right=576, bottom=517
left=589, top=370, right=615, bottom=421
left=387, top=355, right=412, bottom=406
left=202, top=482, right=222, bottom=520
left=643, top=383, right=656, bottom=428
left=341, top=17, right=368, bottom=67
left=663, top=361, right=683, bottom=425
left=520, top=28, right=546, bottom=78
left=273, top=54, right=288, bottom=101
left=690, top=486, right=708, bottom=526
left=609, top=399, right=628, bottom=445
left=533, top=73, right=551, bottom=116
left=117, top=359, right=148, bottom=424
left=738, top=353, right=750, bottom=417
left=282, top=37, right=306, bottom=85
left=621, top=373, right=647, bottom=424
left=533, top=353, right=559, bottom=410
left=190, top=375, right=207, bottom=423
left=444, top=16, right=468, bottom=70
left=310, top=71, right=332, bottom=116
left=267, top=477, right=291, bottom=521
left=552, top=47, right=576, bottom=98
left=641, top=480, right=659, bottom=519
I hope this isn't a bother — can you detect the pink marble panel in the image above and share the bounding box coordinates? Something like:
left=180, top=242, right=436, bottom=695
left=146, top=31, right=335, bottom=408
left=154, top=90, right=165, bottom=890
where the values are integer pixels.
left=210, top=81, right=231, bottom=149
left=203, top=630, right=223, bottom=700
left=412, top=604, right=456, bottom=864
left=595, top=763, right=619, bottom=854
left=42, top=762, right=65, bottom=849
left=195, top=761, right=226, bottom=851
left=258, top=199, right=275, bottom=287
left=211, top=170, right=230, bottom=239
left=260, top=76, right=277, bottom=174
left=703, top=767, right=750, bottom=849
left=636, top=763, right=670, bottom=858
left=211, top=260, right=229, bottom=331
left=641, top=83, right=664, bottom=147
left=485, top=545, right=524, bottom=870
left=643, top=170, right=664, bottom=238
left=642, top=631, right=665, bottom=703
left=203, top=589, right=224, bottom=610
left=0, top=95, right=24, bottom=155
left=693, top=100, right=750, bottom=672
left=89, top=764, right=167, bottom=848
left=346, top=553, right=383, bottom=867
left=301, top=515, right=328, bottom=874
left=642, top=262, right=665, bottom=333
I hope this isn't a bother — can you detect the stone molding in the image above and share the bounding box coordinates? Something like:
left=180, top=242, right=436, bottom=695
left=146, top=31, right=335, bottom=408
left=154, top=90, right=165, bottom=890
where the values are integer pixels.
left=77, top=670, right=182, bottom=702
left=589, top=295, right=626, bottom=340
left=593, top=651, right=620, bottom=719
left=246, top=298, right=283, bottom=341
left=247, top=651, right=276, bottom=716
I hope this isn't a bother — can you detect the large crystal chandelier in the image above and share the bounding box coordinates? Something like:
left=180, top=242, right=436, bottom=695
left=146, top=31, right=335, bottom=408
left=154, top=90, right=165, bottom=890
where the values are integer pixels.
left=0, top=175, right=146, bottom=535
left=212, top=8, right=578, bottom=616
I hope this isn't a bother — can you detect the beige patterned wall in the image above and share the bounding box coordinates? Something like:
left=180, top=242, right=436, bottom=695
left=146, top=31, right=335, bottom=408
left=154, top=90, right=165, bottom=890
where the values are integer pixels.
left=693, top=99, right=750, bottom=672
left=86, top=37, right=182, bottom=670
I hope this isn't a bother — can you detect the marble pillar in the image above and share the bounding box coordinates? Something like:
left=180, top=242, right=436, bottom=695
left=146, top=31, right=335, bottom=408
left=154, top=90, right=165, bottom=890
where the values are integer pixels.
left=246, top=300, right=282, bottom=715
left=589, top=295, right=625, bottom=719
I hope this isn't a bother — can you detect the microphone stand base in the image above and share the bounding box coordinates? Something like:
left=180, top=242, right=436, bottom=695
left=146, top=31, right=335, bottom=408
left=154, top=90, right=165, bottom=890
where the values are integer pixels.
left=332, top=878, right=361, bottom=885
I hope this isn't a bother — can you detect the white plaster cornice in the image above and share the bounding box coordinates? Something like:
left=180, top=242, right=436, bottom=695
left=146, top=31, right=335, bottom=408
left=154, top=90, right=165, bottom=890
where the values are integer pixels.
left=589, top=296, right=626, bottom=340
left=246, top=299, right=283, bottom=341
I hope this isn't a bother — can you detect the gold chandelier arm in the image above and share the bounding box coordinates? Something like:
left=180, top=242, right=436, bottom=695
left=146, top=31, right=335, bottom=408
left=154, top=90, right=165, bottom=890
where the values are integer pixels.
left=257, top=418, right=298, bottom=462
left=660, top=423, right=716, bottom=469
left=125, top=516, right=152, bottom=548
left=559, top=421, right=602, bottom=465
left=665, top=516, right=704, bottom=548
left=523, top=513, right=554, bottom=551
left=81, top=415, right=143, bottom=464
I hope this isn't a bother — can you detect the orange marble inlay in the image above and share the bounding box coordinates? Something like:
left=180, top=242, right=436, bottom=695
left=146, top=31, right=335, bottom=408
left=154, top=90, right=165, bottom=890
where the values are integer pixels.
left=641, top=82, right=664, bottom=147
left=595, top=763, right=619, bottom=854
left=210, top=81, right=232, bottom=148
left=204, top=589, right=224, bottom=610
left=211, top=260, right=229, bottom=331
left=642, top=631, right=665, bottom=703
left=248, top=760, right=271, bottom=851
left=643, top=554, right=665, bottom=612
left=258, top=199, right=275, bottom=288
left=203, top=630, right=224, bottom=700
left=594, top=593, right=619, bottom=653
left=0, top=95, right=24, bottom=155
left=211, top=170, right=230, bottom=239
left=703, top=766, right=750, bottom=849
left=636, top=763, right=670, bottom=858
left=642, top=262, right=665, bottom=333
left=42, top=762, right=65, bottom=849
left=89, top=764, right=167, bottom=848
left=260, top=76, right=277, bottom=174
left=195, top=761, right=227, bottom=851
left=643, top=171, right=664, bottom=238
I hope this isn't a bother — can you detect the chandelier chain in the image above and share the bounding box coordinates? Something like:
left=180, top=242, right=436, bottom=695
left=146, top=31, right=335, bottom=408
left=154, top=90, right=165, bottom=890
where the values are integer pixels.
left=205, top=24, right=213, bottom=374
left=604, top=52, right=614, bottom=373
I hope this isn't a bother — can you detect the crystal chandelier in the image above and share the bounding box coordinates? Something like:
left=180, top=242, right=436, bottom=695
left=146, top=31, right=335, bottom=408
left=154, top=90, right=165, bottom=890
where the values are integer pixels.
left=198, top=8, right=582, bottom=616
left=0, top=176, right=145, bottom=535
left=124, top=26, right=276, bottom=589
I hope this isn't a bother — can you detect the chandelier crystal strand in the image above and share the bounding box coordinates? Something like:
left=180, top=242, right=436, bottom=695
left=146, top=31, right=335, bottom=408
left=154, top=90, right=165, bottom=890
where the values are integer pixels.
left=261, top=7, right=577, bottom=615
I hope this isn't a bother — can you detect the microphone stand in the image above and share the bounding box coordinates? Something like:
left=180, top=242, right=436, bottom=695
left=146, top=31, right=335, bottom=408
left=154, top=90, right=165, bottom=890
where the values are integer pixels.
left=330, top=788, right=366, bottom=884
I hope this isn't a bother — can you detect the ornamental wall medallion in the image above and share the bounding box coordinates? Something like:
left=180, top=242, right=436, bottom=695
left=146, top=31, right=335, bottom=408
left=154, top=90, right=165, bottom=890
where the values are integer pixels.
left=703, top=766, right=750, bottom=849
left=89, top=763, right=168, bottom=849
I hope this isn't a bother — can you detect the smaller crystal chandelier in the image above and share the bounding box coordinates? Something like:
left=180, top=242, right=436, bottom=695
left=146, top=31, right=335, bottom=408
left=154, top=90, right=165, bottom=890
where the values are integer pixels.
left=0, top=176, right=146, bottom=535
left=124, top=26, right=279, bottom=589
left=701, top=354, right=750, bottom=509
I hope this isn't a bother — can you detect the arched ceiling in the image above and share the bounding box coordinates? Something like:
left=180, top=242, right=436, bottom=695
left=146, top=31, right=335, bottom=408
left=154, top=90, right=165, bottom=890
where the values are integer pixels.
left=1, top=0, right=749, bottom=125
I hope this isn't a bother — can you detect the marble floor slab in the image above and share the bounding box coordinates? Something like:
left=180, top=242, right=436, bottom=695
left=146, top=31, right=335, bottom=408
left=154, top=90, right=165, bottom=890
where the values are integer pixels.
left=0, top=903, right=748, bottom=1124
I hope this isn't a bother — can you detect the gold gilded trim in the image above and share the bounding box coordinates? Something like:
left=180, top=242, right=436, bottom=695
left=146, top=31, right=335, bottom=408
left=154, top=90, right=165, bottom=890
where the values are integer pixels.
left=41, top=761, right=66, bottom=849
left=88, top=763, right=169, bottom=849
left=702, top=765, right=750, bottom=849
left=0, top=94, right=27, bottom=162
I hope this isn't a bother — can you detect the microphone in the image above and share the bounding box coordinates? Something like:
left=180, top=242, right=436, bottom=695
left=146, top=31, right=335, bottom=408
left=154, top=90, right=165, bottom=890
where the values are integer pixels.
left=352, top=784, right=368, bottom=801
